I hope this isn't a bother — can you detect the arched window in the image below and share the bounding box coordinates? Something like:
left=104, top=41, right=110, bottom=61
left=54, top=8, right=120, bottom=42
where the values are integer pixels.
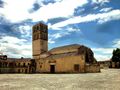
left=37, top=26, right=39, bottom=30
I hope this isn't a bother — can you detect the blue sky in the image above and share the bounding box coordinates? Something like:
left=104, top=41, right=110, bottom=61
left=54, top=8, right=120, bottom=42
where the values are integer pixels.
left=0, top=0, right=120, bottom=61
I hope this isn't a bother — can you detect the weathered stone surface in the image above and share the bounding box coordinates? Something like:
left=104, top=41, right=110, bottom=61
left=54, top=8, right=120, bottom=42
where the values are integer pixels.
left=0, top=69, right=119, bottom=90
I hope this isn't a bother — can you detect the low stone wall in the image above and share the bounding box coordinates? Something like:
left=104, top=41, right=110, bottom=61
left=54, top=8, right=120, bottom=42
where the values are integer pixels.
left=98, top=61, right=110, bottom=69
left=85, top=64, right=100, bottom=73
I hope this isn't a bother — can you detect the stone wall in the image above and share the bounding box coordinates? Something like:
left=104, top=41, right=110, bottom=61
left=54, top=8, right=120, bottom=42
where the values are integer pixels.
left=0, top=59, right=36, bottom=73
left=85, top=64, right=100, bottom=73
left=98, top=61, right=110, bottom=69
left=36, top=55, right=86, bottom=73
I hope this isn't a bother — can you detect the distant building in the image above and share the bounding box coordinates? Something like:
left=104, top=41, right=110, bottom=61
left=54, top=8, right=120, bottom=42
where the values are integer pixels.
left=110, top=61, right=120, bottom=68
left=32, top=23, right=100, bottom=73
left=98, top=59, right=120, bottom=69
left=98, top=60, right=111, bottom=69
left=0, top=56, right=36, bottom=73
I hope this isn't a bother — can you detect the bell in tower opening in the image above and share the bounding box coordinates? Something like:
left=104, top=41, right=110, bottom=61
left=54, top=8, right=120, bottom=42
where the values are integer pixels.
left=32, top=22, right=48, bottom=60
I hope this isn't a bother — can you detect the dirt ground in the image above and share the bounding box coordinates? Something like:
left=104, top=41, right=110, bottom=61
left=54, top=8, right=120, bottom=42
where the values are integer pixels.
left=0, top=69, right=120, bottom=90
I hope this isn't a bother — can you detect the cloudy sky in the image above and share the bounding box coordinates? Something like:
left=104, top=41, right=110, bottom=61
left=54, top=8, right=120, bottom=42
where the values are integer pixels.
left=0, top=0, right=120, bottom=60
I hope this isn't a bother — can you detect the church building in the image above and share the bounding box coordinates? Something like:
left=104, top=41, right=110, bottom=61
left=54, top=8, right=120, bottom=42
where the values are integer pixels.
left=32, top=23, right=100, bottom=73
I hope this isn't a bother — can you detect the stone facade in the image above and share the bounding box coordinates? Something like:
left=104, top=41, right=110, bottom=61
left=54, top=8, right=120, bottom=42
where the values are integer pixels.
left=36, top=53, right=85, bottom=73
left=32, top=23, right=48, bottom=60
left=33, top=23, right=100, bottom=73
left=98, top=60, right=120, bottom=69
left=85, top=64, right=100, bottom=73
left=110, top=61, right=120, bottom=68
left=0, top=56, right=36, bottom=73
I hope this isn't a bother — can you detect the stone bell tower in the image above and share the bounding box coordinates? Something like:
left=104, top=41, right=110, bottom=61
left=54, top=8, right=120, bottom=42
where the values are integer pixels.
left=32, top=23, right=48, bottom=60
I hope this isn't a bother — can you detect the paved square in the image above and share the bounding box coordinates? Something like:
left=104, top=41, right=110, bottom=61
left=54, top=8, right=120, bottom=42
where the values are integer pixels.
left=0, top=69, right=120, bottom=90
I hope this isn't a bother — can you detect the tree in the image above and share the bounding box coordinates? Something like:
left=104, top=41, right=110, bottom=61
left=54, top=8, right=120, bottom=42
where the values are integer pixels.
left=112, top=48, right=120, bottom=62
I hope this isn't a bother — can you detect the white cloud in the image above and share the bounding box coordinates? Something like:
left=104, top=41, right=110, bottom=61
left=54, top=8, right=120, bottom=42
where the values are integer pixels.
left=49, top=23, right=81, bottom=32
left=48, top=23, right=61, bottom=30
left=30, top=0, right=88, bottom=22
left=0, top=36, right=27, bottom=44
left=0, top=36, right=32, bottom=58
left=18, top=25, right=32, bottom=37
left=48, top=32, right=70, bottom=44
left=50, top=10, right=120, bottom=28
left=47, top=26, right=81, bottom=44
left=48, top=39, right=55, bottom=44
left=92, top=0, right=110, bottom=5
left=0, top=0, right=88, bottom=23
left=92, top=38, right=120, bottom=61
left=65, top=27, right=80, bottom=32
left=94, top=54, right=111, bottom=61
left=0, top=0, right=36, bottom=22
left=93, top=6, right=99, bottom=10
left=92, top=48, right=113, bottom=54
left=54, top=0, right=63, bottom=2
left=100, top=7, right=112, bottom=12
left=92, top=48, right=113, bottom=61
left=112, top=39, right=120, bottom=48
left=49, top=32, right=69, bottom=39
left=51, top=33, right=62, bottom=39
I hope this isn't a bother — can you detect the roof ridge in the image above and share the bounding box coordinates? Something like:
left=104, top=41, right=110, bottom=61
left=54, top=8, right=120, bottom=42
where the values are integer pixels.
left=50, top=44, right=81, bottom=51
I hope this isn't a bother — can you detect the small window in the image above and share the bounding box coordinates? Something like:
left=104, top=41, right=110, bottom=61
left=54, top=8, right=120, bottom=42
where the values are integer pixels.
left=74, top=64, right=80, bottom=71
left=37, top=26, right=39, bottom=30
left=40, top=65, right=42, bottom=68
left=43, top=26, right=46, bottom=32
left=34, top=27, right=37, bottom=31
left=41, top=25, right=43, bottom=31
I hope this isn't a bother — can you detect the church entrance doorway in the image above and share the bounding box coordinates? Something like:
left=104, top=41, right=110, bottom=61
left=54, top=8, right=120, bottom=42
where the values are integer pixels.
left=50, top=65, right=55, bottom=73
